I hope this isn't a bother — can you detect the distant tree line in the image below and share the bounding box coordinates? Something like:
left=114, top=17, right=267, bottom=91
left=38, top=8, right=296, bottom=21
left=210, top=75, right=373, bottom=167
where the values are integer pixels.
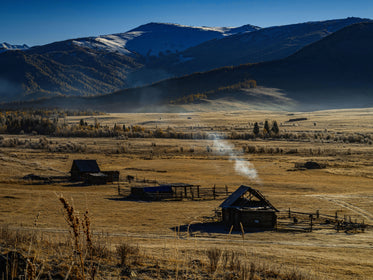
left=0, top=110, right=372, bottom=145
left=0, top=109, right=104, bottom=135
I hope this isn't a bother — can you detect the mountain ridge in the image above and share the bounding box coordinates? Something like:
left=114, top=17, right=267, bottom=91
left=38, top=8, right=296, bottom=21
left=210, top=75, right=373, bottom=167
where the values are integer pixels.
left=5, top=21, right=373, bottom=112
left=0, top=17, right=372, bottom=105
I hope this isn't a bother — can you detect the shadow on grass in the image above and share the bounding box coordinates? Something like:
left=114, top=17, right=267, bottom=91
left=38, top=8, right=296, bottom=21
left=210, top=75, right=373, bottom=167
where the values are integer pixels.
left=171, top=221, right=271, bottom=235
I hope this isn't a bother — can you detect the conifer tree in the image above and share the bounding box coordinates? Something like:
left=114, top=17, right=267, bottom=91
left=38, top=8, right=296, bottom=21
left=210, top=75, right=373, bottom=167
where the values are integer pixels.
left=253, top=122, right=260, bottom=136
left=271, top=120, right=279, bottom=135
left=264, top=120, right=270, bottom=134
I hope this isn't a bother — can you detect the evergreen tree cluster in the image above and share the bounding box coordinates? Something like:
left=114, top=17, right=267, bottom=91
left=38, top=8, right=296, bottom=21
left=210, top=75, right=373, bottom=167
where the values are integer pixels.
left=253, top=120, right=279, bottom=137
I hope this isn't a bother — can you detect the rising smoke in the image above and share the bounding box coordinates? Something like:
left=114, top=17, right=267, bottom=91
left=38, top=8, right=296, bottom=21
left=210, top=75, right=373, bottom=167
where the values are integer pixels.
left=211, top=135, right=259, bottom=182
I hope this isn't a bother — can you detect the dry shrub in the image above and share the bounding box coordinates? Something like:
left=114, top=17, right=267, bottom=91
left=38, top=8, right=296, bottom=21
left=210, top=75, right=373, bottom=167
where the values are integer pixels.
left=206, top=248, right=222, bottom=273
left=221, top=250, right=241, bottom=271
left=247, top=145, right=257, bottom=153
left=116, top=243, right=140, bottom=267
left=0, top=224, right=33, bottom=247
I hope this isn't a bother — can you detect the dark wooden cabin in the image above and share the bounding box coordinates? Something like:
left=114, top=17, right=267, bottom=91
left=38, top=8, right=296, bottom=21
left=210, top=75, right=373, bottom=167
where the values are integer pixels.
left=70, top=160, right=100, bottom=181
left=220, top=185, right=278, bottom=230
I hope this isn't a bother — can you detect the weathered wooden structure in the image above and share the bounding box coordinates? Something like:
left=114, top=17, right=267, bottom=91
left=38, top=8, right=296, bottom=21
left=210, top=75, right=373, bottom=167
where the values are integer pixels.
left=220, top=185, right=278, bottom=230
left=131, top=185, right=174, bottom=200
left=70, top=160, right=119, bottom=184
left=130, top=183, right=202, bottom=200
left=102, top=171, right=120, bottom=182
left=70, top=160, right=100, bottom=181
left=86, top=173, right=108, bottom=185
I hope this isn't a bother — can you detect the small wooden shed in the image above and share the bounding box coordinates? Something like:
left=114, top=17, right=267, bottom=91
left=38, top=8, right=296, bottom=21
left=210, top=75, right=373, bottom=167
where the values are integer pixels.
left=220, top=185, right=278, bottom=230
left=131, top=185, right=174, bottom=200
left=70, top=160, right=100, bottom=181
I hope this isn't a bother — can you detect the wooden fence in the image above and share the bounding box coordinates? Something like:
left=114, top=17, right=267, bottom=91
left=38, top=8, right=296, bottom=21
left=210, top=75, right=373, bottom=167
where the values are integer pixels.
left=277, top=208, right=368, bottom=233
left=118, top=183, right=230, bottom=201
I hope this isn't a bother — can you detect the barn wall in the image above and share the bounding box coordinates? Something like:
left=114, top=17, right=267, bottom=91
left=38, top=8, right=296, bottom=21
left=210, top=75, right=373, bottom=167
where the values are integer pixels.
left=222, top=208, right=277, bottom=229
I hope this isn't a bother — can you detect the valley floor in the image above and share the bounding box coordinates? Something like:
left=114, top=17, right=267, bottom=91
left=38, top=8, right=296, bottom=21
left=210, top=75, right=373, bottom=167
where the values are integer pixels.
left=1, top=108, right=373, bottom=279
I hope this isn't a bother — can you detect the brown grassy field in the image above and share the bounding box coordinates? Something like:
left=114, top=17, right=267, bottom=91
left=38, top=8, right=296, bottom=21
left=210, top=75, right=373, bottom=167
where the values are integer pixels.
left=1, top=108, right=373, bottom=279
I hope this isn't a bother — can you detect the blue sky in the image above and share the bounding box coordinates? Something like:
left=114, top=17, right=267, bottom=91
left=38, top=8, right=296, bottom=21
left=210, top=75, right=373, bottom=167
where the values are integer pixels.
left=1, top=0, right=372, bottom=46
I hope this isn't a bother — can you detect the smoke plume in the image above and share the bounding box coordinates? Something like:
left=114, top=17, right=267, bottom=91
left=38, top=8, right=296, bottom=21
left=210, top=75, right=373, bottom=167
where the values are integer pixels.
left=212, top=135, right=259, bottom=182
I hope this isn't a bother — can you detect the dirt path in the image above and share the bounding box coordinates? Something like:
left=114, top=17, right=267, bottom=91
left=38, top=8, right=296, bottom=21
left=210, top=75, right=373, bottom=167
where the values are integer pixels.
left=312, top=195, right=373, bottom=223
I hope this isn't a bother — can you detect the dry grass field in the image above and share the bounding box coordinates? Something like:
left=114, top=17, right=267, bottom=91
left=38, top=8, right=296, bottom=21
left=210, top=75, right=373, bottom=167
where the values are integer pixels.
left=1, top=108, right=373, bottom=279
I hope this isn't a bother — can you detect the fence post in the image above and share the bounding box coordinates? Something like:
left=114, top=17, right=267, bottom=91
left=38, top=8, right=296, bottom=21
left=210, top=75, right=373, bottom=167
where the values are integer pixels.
left=213, top=185, right=216, bottom=200
left=316, top=210, right=319, bottom=219
left=309, top=214, right=313, bottom=232
left=288, top=208, right=291, bottom=218
left=197, top=185, right=200, bottom=198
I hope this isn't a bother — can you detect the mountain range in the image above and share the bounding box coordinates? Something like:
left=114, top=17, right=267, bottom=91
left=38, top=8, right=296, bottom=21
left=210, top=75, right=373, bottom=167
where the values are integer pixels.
left=1, top=17, right=373, bottom=111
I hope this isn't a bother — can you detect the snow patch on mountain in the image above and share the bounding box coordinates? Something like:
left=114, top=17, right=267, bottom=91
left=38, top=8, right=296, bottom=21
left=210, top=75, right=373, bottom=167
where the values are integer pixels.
left=72, top=22, right=261, bottom=57
left=0, top=42, right=29, bottom=53
left=72, top=31, right=144, bottom=55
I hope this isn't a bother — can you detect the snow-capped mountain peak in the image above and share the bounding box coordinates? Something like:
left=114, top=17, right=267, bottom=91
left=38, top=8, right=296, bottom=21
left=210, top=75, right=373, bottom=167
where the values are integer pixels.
left=72, top=22, right=261, bottom=57
left=0, top=42, right=29, bottom=53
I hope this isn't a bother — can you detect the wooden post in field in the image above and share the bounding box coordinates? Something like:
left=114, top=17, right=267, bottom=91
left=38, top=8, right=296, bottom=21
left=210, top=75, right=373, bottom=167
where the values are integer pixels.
left=316, top=210, right=319, bottom=219
left=191, top=187, right=194, bottom=200
left=288, top=208, right=291, bottom=218
left=184, top=186, right=187, bottom=198
left=309, top=214, right=313, bottom=232
left=213, top=185, right=216, bottom=200
left=197, top=185, right=200, bottom=198
left=335, top=211, right=338, bottom=222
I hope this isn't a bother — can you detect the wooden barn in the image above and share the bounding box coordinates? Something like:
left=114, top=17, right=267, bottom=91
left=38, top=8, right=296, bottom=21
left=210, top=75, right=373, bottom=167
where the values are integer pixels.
left=70, top=160, right=100, bottom=181
left=220, top=185, right=278, bottom=230
left=70, top=160, right=120, bottom=184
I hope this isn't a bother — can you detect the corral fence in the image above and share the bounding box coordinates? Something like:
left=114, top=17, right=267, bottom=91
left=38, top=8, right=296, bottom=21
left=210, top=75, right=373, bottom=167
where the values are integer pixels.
left=277, top=208, right=369, bottom=233
left=117, top=180, right=230, bottom=201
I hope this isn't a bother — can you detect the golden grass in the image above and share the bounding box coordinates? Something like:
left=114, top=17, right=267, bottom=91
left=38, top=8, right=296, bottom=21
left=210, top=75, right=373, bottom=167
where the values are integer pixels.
left=1, top=108, right=373, bottom=279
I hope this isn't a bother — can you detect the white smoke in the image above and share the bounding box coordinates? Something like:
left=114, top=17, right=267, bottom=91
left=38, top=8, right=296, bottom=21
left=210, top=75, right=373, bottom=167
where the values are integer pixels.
left=212, top=136, right=259, bottom=181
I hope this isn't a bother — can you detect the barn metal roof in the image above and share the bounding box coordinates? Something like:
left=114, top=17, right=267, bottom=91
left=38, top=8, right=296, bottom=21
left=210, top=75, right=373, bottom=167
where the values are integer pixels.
left=219, top=185, right=278, bottom=211
left=72, top=160, right=100, bottom=173
left=219, top=185, right=251, bottom=208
